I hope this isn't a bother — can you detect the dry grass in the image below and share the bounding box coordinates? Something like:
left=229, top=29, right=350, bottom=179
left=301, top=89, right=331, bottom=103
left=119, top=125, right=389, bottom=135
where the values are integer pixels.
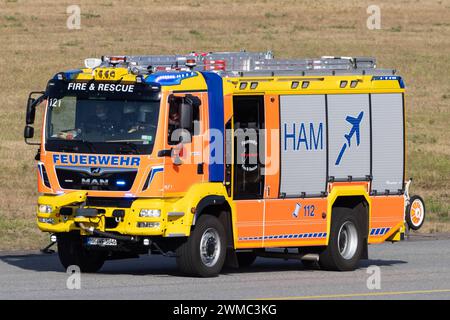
left=0, top=0, right=449, bottom=250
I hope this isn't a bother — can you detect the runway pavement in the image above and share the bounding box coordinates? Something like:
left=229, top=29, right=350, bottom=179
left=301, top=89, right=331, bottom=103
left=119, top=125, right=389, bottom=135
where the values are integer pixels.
left=1, top=235, right=450, bottom=300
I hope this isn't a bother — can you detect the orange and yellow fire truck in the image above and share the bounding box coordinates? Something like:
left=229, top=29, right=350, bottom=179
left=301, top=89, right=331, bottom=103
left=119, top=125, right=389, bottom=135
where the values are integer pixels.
left=24, top=51, right=425, bottom=277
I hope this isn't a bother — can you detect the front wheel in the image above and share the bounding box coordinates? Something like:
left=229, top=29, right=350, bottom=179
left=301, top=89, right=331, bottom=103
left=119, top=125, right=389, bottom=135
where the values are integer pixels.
left=406, top=195, right=426, bottom=230
left=57, top=233, right=106, bottom=273
left=319, top=207, right=364, bottom=271
left=176, top=215, right=226, bottom=277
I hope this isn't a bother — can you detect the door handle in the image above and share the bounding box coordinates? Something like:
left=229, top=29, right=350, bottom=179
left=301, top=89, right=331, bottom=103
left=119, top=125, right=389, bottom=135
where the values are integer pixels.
left=266, top=185, right=270, bottom=197
left=197, top=162, right=204, bottom=174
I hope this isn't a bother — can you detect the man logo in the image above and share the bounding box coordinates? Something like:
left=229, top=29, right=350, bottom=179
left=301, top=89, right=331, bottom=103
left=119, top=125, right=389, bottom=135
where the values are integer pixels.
left=90, top=167, right=103, bottom=176
left=81, top=178, right=109, bottom=186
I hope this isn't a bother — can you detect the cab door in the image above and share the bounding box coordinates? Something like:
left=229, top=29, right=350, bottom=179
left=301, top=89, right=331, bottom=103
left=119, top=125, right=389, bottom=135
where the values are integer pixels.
left=161, top=92, right=207, bottom=195
left=232, top=95, right=265, bottom=248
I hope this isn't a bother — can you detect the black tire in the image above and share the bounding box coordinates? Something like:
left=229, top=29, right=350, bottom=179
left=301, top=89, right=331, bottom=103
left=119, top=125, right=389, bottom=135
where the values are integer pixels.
left=236, top=251, right=257, bottom=268
left=57, top=233, right=106, bottom=273
left=301, top=260, right=319, bottom=269
left=319, top=207, right=364, bottom=271
left=405, top=195, right=426, bottom=230
left=176, top=215, right=226, bottom=277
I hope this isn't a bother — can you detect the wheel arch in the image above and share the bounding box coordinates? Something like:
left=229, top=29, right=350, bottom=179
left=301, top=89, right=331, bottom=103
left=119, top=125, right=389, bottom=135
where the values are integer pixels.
left=327, top=186, right=371, bottom=259
left=193, top=196, right=235, bottom=250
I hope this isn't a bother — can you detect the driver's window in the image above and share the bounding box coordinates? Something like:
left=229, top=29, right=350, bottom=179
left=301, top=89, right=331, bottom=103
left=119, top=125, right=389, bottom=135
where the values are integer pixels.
left=168, top=95, right=200, bottom=145
left=48, top=96, right=77, bottom=138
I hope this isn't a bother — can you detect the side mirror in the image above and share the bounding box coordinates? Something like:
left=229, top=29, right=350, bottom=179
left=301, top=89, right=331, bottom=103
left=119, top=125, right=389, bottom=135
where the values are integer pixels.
left=24, top=91, right=45, bottom=146
left=25, top=91, right=45, bottom=125
left=26, top=97, right=37, bottom=125
left=180, top=95, right=201, bottom=130
left=179, top=102, right=193, bottom=130
left=184, top=94, right=201, bottom=108
left=24, top=125, right=34, bottom=139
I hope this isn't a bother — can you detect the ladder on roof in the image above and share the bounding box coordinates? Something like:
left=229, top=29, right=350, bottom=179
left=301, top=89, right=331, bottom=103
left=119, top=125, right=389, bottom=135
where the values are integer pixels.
left=101, top=51, right=395, bottom=77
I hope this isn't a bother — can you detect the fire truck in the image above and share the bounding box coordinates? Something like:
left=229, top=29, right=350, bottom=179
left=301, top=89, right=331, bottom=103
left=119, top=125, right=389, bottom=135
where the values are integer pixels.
left=24, top=51, right=425, bottom=277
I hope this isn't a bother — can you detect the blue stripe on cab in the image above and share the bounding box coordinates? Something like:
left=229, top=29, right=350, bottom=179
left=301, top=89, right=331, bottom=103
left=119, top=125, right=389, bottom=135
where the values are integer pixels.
left=201, top=72, right=225, bottom=182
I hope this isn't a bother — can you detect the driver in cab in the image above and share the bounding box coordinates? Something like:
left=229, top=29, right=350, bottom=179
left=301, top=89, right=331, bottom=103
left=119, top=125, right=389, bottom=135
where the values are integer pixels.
left=79, top=103, right=120, bottom=138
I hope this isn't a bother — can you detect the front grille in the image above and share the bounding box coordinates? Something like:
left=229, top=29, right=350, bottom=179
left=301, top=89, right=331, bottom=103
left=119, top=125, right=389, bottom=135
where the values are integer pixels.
left=55, top=166, right=137, bottom=191
left=86, top=197, right=135, bottom=208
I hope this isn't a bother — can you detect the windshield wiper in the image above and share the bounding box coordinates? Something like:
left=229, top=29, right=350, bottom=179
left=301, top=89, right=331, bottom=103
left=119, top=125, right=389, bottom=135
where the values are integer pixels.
left=80, top=140, right=97, bottom=153
left=57, top=144, right=78, bottom=153
left=51, top=139, right=97, bottom=153
left=112, top=141, right=139, bottom=155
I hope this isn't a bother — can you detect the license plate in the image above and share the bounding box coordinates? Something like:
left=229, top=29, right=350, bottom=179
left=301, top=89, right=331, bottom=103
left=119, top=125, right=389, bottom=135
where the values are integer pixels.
left=86, top=237, right=117, bottom=247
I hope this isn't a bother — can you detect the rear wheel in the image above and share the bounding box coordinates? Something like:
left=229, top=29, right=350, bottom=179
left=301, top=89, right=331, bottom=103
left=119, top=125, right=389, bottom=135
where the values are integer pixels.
left=406, top=195, right=426, bottom=230
left=301, top=260, right=319, bottom=269
left=57, top=233, right=106, bottom=273
left=319, top=207, right=364, bottom=271
left=176, top=215, right=226, bottom=277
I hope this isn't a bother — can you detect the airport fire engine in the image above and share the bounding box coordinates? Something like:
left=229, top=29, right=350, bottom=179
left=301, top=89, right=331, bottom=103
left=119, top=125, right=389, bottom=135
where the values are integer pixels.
left=24, top=51, right=425, bottom=276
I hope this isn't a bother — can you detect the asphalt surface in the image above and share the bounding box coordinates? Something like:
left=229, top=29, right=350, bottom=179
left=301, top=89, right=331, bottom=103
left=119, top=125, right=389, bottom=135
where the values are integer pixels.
left=1, top=234, right=450, bottom=300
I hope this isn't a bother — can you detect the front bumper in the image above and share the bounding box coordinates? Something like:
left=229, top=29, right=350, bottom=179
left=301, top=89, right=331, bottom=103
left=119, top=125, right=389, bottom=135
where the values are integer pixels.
left=36, top=191, right=191, bottom=238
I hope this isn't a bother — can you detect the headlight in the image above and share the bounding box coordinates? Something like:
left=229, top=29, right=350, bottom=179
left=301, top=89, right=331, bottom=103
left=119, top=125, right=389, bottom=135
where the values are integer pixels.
left=38, top=204, right=53, bottom=214
left=139, top=209, right=161, bottom=218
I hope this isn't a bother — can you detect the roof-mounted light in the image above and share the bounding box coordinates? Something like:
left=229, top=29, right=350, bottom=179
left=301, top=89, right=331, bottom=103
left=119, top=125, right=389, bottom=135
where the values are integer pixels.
left=109, top=56, right=126, bottom=66
left=136, top=75, right=144, bottom=83
left=84, top=58, right=102, bottom=69
left=130, top=66, right=140, bottom=75
left=185, top=58, right=196, bottom=69
left=190, top=52, right=208, bottom=57
left=204, top=59, right=226, bottom=71
left=56, top=73, right=66, bottom=81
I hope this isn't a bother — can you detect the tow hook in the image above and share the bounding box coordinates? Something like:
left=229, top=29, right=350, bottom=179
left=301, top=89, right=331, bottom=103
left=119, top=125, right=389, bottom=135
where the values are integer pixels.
left=79, top=222, right=138, bottom=242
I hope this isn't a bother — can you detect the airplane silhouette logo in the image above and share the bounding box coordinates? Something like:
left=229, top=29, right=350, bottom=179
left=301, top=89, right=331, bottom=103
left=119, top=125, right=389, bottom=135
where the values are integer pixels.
left=335, top=111, right=364, bottom=165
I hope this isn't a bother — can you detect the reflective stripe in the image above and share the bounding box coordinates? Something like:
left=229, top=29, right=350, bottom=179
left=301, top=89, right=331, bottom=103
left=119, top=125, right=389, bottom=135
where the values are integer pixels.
left=239, top=232, right=327, bottom=241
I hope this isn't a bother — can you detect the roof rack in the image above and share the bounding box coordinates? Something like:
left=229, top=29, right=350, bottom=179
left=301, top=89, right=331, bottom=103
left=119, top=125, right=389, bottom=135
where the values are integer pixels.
left=98, top=51, right=396, bottom=77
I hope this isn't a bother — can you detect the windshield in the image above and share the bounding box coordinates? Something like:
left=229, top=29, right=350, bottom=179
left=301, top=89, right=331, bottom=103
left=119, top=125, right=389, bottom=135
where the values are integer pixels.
left=45, top=96, right=160, bottom=155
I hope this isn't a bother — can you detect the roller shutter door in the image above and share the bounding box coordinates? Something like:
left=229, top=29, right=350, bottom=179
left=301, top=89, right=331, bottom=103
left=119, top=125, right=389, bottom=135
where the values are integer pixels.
left=328, top=94, right=371, bottom=179
left=280, top=95, right=327, bottom=196
left=371, top=93, right=404, bottom=194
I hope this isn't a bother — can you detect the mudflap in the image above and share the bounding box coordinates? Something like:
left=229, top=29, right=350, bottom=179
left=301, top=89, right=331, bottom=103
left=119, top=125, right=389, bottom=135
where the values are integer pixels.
left=224, top=246, right=239, bottom=268
left=361, top=239, right=369, bottom=260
